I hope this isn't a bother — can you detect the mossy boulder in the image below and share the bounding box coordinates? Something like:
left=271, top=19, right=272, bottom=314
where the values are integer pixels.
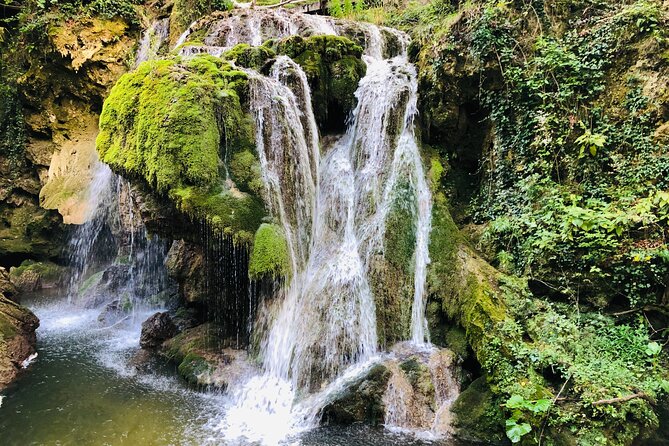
left=9, top=260, right=65, bottom=292
left=248, top=223, right=290, bottom=280
left=451, top=376, right=506, bottom=443
left=272, top=35, right=366, bottom=133
left=161, top=322, right=252, bottom=388
left=222, top=43, right=276, bottom=71
left=97, top=55, right=264, bottom=242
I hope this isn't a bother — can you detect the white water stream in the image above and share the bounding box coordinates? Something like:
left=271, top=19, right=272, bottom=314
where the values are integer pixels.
left=169, top=11, right=438, bottom=444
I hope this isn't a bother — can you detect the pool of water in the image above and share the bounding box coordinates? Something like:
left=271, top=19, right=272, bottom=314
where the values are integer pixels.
left=0, top=293, right=473, bottom=446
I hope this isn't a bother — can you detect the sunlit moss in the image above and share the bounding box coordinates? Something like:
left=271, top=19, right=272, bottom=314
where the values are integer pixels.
left=248, top=223, right=291, bottom=279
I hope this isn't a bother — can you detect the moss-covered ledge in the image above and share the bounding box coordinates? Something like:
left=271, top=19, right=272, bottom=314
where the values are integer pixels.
left=270, top=35, right=366, bottom=133
left=96, top=55, right=264, bottom=244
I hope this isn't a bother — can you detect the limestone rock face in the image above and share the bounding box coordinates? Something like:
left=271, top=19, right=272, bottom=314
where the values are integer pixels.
left=140, top=312, right=178, bottom=349
left=19, top=17, right=136, bottom=226
left=0, top=293, right=39, bottom=389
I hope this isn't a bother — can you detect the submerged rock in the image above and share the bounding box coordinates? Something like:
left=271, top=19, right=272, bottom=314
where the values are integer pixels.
left=140, top=312, right=178, bottom=349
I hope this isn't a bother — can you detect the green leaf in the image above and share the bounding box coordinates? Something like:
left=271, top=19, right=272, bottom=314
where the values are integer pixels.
left=506, top=394, right=525, bottom=409
left=531, top=399, right=552, bottom=413
left=645, top=341, right=662, bottom=356
left=506, top=420, right=532, bottom=443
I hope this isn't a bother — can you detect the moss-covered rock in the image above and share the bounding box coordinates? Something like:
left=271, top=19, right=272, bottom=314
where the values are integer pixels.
left=222, top=43, right=276, bottom=71
left=248, top=223, right=290, bottom=279
left=272, top=35, right=366, bottom=132
left=97, top=55, right=263, bottom=242
left=161, top=322, right=253, bottom=388
left=451, top=376, right=506, bottom=443
left=9, top=260, right=65, bottom=292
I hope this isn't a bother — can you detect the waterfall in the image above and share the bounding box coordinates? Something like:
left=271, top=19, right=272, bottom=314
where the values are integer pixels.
left=67, top=18, right=171, bottom=306
left=135, top=18, right=170, bottom=68
left=189, top=11, right=436, bottom=444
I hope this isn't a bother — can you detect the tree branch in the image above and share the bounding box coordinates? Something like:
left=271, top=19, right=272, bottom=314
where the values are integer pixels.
left=591, top=393, right=650, bottom=406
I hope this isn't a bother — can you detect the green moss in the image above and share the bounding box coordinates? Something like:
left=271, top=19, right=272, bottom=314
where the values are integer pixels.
left=177, top=352, right=211, bottom=385
left=162, top=323, right=224, bottom=385
left=10, top=260, right=63, bottom=283
left=451, top=376, right=506, bottom=443
left=399, top=357, right=435, bottom=398
left=248, top=223, right=290, bottom=279
left=97, top=56, right=233, bottom=192
left=229, top=150, right=264, bottom=195
left=97, top=55, right=265, bottom=242
left=78, top=271, right=104, bottom=295
left=170, top=186, right=264, bottom=244
left=371, top=179, right=418, bottom=347
left=272, top=35, right=366, bottom=131
left=222, top=43, right=276, bottom=70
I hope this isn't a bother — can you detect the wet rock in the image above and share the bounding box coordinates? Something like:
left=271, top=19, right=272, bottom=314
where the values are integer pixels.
left=321, top=364, right=391, bottom=425
left=78, top=264, right=131, bottom=308
left=165, top=240, right=207, bottom=303
left=0, top=293, right=39, bottom=389
left=140, top=312, right=178, bottom=349
left=97, top=300, right=128, bottom=326
left=128, top=349, right=156, bottom=374
left=9, top=260, right=65, bottom=293
left=161, top=323, right=252, bottom=388
left=171, top=307, right=200, bottom=332
left=0, top=268, right=18, bottom=302
left=381, top=346, right=460, bottom=435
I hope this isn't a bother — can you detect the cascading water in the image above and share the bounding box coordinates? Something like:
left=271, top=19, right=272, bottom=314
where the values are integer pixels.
left=175, top=10, right=441, bottom=444
left=135, top=18, right=170, bottom=67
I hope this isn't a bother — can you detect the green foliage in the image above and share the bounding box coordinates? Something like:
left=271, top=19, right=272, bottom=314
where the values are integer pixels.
left=87, top=0, right=138, bottom=22
left=343, top=0, right=354, bottom=15
left=465, top=0, right=669, bottom=310
left=329, top=0, right=344, bottom=17
left=0, top=83, right=25, bottom=171
left=504, top=395, right=551, bottom=442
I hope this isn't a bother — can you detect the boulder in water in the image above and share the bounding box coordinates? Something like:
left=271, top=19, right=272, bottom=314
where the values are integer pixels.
left=140, top=312, right=178, bottom=349
left=161, top=323, right=252, bottom=388
left=97, top=299, right=129, bottom=326
left=321, top=364, right=391, bottom=425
